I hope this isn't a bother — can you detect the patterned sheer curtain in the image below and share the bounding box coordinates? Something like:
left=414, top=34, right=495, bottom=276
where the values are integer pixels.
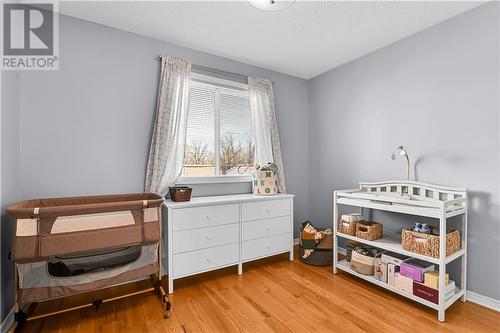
left=248, top=76, right=287, bottom=193
left=145, top=55, right=191, bottom=196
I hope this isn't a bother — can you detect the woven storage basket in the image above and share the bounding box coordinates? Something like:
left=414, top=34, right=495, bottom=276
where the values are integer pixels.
left=169, top=186, right=192, bottom=202
left=355, top=221, right=383, bottom=241
left=401, top=228, right=460, bottom=258
left=338, top=220, right=359, bottom=236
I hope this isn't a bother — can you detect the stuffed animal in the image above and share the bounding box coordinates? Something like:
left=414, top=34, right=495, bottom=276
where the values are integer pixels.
left=300, top=221, right=326, bottom=258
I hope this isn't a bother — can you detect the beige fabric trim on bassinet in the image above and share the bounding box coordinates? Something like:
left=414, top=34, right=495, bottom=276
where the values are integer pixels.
left=16, top=209, right=159, bottom=237
left=16, top=218, right=38, bottom=236
left=144, top=207, right=159, bottom=223
left=51, top=210, right=135, bottom=234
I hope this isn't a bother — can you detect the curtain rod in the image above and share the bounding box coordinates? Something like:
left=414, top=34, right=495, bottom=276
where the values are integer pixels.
left=155, top=56, right=247, bottom=81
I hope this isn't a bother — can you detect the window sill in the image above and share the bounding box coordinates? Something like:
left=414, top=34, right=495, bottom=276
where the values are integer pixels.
left=176, top=176, right=252, bottom=185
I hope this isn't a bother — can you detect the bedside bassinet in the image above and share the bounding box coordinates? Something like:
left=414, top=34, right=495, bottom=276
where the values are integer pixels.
left=7, top=193, right=171, bottom=324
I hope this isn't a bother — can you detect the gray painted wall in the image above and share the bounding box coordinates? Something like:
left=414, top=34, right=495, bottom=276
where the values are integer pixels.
left=13, top=13, right=310, bottom=308
left=308, top=3, right=499, bottom=299
left=18, top=14, right=309, bottom=226
left=1, top=71, right=21, bottom=321
left=11, top=15, right=309, bottom=318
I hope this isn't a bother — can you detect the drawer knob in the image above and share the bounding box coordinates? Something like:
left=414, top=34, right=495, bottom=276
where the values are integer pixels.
left=206, top=235, right=212, bottom=241
left=265, top=226, right=271, bottom=231
left=206, top=257, right=211, bottom=262
left=265, top=209, right=270, bottom=214
left=266, top=244, right=271, bottom=249
left=206, top=215, right=211, bottom=220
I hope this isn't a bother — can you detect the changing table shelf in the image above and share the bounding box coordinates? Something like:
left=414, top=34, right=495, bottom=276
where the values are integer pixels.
left=333, top=181, right=468, bottom=322
left=337, top=232, right=466, bottom=265
left=336, top=260, right=464, bottom=311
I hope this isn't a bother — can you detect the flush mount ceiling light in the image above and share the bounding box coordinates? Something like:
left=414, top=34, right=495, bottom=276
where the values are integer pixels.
left=248, top=0, right=295, bottom=11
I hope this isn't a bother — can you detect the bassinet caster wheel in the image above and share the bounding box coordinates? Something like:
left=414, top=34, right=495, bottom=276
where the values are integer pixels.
left=92, top=299, right=103, bottom=311
left=14, top=310, right=27, bottom=323
left=162, top=295, right=172, bottom=318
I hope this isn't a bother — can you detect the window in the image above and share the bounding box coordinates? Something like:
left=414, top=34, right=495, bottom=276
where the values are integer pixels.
left=180, top=75, right=254, bottom=181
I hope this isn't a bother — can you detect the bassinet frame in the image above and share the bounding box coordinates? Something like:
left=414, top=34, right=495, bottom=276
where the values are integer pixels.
left=7, top=193, right=171, bottom=330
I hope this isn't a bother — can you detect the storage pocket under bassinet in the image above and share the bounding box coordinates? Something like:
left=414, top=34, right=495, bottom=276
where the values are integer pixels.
left=17, top=244, right=159, bottom=304
left=47, top=245, right=141, bottom=277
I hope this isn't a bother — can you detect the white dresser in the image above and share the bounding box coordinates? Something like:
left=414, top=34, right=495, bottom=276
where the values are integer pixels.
left=165, top=193, right=294, bottom=293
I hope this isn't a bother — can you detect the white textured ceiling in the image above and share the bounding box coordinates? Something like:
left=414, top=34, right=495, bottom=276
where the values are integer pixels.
left=60, top=1, right=484, bottom=79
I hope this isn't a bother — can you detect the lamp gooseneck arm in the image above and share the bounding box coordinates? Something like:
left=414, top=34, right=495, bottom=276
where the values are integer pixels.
left=405, top=154, right=410, bottom=181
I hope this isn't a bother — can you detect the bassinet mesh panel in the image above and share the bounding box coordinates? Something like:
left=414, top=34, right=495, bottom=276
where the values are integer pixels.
left=17, top=244, right=159, bottom=304
left=48, top=245, right=142, bottom=277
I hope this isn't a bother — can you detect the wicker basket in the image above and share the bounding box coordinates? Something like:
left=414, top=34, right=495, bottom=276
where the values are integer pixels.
left=355, top=221, right=383, bottom=241
left=401, top=228, right=460, bottom=258
left=169, top=186, right=192, bottom=202
left=338, top=220, right=359, bottom=236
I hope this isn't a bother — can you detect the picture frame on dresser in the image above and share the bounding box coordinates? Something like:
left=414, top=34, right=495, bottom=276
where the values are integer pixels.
left=165, top=193, right=295, bottom=294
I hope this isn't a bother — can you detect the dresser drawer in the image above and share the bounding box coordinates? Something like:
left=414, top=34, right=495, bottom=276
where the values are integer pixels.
left=172, top=243, right=239, bottom=277
left=242, top=233, right=291, bottom=261
left=172, top=204, right=238, bottom=231
left=241, top=199, right=291, bottom=221
left=173, top=224, right=239, bottom=254
left=242, top=216, right=290, bottom=241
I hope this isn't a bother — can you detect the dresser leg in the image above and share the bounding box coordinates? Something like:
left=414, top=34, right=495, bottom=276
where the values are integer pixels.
left=289, top=247, right=294, bottom=261
left=237, top=263, right=243, bottom=275
left=168, top=276, right=173, bottom=294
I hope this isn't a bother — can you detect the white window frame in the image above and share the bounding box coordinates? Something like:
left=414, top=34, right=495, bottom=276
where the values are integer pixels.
left=177, top=73, right=252, bottom=185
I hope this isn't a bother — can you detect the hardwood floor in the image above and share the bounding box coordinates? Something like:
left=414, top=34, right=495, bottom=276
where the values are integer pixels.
left=17, top=252, right=499, bottom=333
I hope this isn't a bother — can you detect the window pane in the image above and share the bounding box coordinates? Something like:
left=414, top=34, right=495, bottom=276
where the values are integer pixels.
left=219, top=91, right=254, bottom=175
left=182, top=85, right=215, bottom=176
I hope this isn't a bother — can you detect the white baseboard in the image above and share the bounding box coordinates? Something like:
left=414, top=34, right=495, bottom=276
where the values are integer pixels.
left=467, top=291, right=500, bottom=312
left=1, top=307, right=14, bottom=333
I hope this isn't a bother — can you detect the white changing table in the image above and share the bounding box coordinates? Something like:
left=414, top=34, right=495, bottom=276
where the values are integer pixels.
left=333, top=181, right=467, bottom=322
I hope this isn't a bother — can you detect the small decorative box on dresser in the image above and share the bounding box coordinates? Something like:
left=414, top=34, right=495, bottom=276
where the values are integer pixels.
left=165, top=193, right=294, bottom=293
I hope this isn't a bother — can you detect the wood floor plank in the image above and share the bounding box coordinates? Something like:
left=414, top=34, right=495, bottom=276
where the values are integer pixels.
left=262, top=317, right=292, bottom=333
left=282, top=318, right=313, bottom=333
left=205, top=280, right=273, bottom=332
left=16, top=251, right=499, bottom=333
